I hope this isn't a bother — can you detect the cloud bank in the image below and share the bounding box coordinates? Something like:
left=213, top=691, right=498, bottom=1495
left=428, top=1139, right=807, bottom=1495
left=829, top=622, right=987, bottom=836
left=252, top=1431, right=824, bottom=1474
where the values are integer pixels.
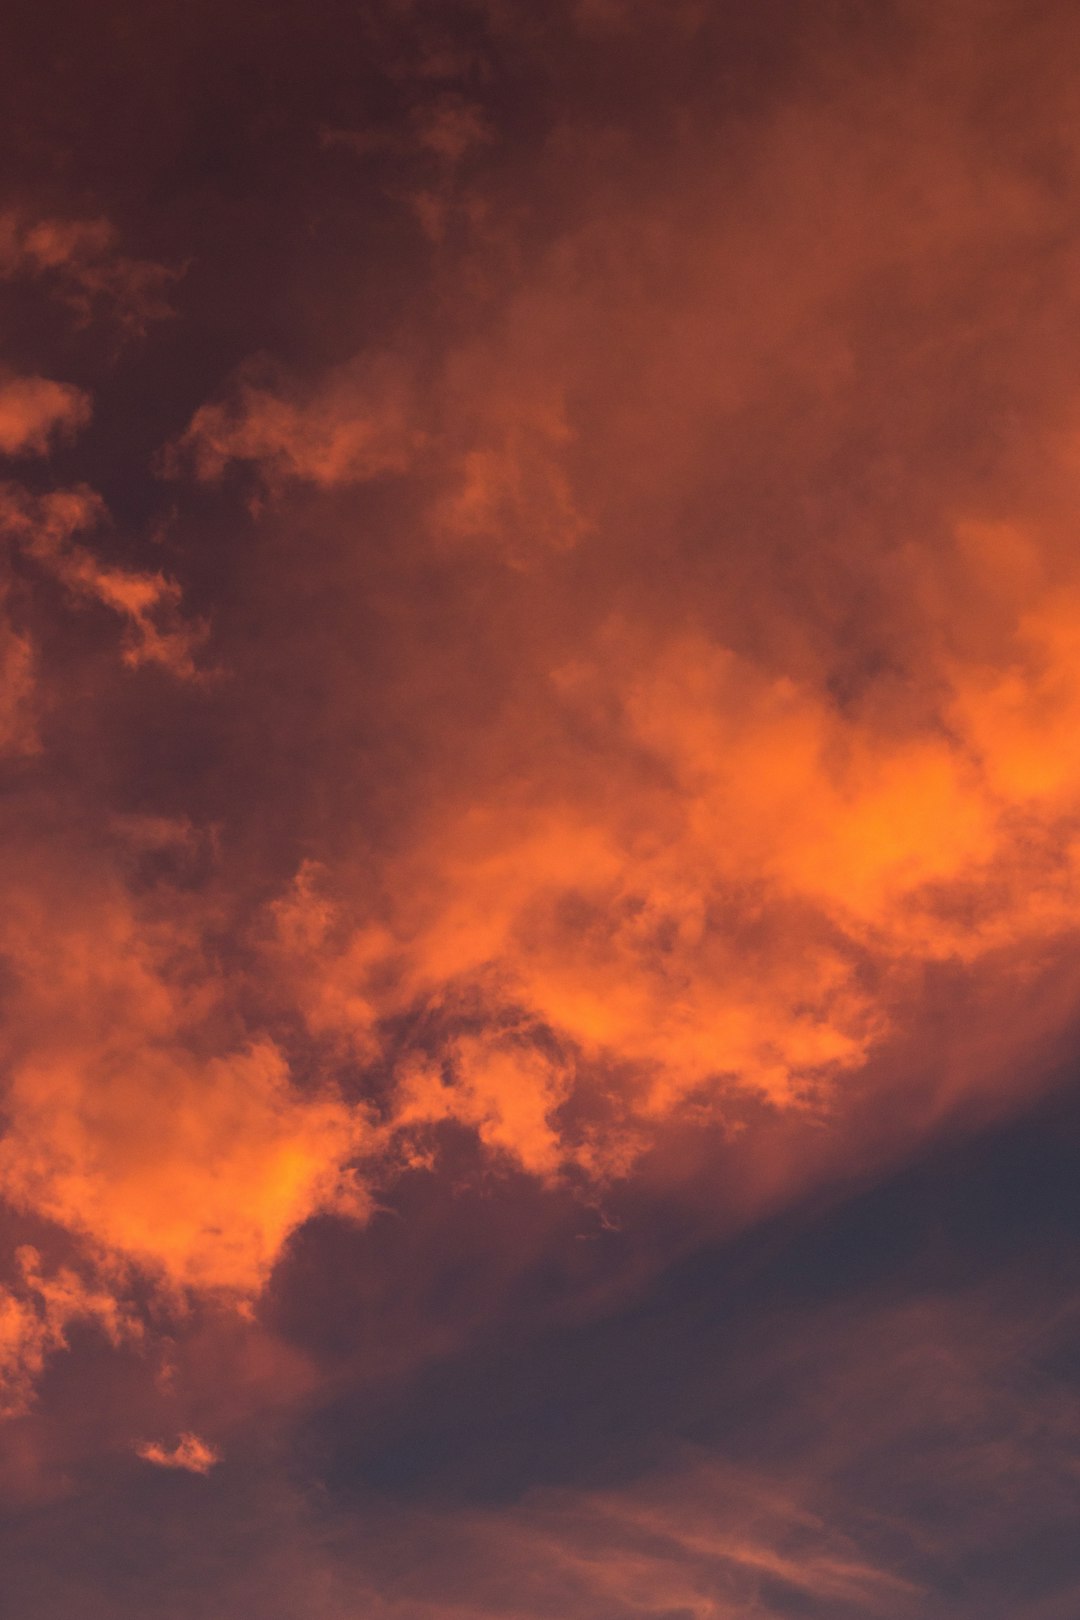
left=3, top=1, right=1080, bottom=1613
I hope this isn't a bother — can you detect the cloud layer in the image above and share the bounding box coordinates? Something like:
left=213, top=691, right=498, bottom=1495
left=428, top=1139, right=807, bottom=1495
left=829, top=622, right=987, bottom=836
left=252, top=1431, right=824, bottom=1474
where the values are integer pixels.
left=4, top=0, right=1080, bottom=1613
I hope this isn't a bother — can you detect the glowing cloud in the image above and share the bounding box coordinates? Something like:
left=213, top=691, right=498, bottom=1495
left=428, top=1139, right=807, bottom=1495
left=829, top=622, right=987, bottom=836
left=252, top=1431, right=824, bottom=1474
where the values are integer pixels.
left=4, top=20, right=1080, bottom=1620
left=136, top=1433, right=221, bottom=1475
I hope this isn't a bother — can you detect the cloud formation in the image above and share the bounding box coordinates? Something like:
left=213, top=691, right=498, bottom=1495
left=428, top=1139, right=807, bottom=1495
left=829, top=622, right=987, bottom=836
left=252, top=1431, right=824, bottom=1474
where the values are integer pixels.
left=0, top=1246, right=138, bottom=1420
left=136, top=1433, right=220, bottom=1474
left=0, top=375, right=90, bottom=457
left=0, top=211, right=176, bottom=333
left=172, top=353, right=420, bottom=491
left=10, top=0, right=1080, bottom=1377
left=4, top=1, right=1080, bottom=1614
left=0, top=483, right=203, bottom=675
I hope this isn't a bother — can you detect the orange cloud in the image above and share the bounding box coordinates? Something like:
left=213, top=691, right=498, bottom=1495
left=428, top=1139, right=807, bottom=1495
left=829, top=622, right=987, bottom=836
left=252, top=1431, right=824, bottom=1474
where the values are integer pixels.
left=0, top=1246, right=139, bottom=1418
left=0, top=483, right=203, bottom=676
left=8, top=0, right=1080, bottom=1493
left=0, top=375, right=91, bottom=457
left=0, top=1041, right=368, bottom=1297
left=395, top=1037, right=574, bottom=1179
left=0, top=867, right=370, bottom=1298
left=136, top=1432, right=221, bottom=1474
left=250, top=490, right=1080, bottom=1190
left=171, top=352, right=421, bottom=490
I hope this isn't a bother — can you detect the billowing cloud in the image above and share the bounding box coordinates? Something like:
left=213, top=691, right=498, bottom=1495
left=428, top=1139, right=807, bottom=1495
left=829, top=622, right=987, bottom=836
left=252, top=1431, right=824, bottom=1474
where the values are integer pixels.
left=0, top=860, right=370, bottom=1299
left=3, top=2, right=1080, bottom=1615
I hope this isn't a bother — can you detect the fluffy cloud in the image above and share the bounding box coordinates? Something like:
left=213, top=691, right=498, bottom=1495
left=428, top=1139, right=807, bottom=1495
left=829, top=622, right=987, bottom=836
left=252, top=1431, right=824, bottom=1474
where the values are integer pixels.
left=0, top=375, right=91, bottom=457
left=0, top=866, right=370, bottom=1299
left=3, top=15, right=1080, bottom=1620
left=136, top=1433, right=221, bottom=1474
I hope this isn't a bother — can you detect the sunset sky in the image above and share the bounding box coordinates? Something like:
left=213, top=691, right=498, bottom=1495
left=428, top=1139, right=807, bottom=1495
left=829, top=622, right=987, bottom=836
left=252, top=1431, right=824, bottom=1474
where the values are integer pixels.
left=4, top=2, right=1080, bottom=1614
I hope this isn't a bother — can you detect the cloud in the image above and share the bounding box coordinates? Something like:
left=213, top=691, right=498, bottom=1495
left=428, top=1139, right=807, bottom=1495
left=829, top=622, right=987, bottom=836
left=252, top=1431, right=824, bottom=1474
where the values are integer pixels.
left=136, top=1432, right=220, bottom=1474
left=5, top=1223, right=1079, bottom=1615
left=407, top=1273, right=1080, bottom=1620
left=0, top=862, right=371, bottom=1297
left=0, top=482, right=204, bottom=676
left=252, top=500, right=1080, bottom=1195
left=0, top=211, right=176, bottom=333
left=322, top=93, right=493, bottom=169
left=107, top=0, right=1080, bottom=1273
left=422, top=1465, right=920, bottom=1619
left=0, top=605, right=37, bottom=757
left=395, top=1037, right=574, bottom=1179
left=433, top=394, right=590, bottom=560
left=170, top=352, right=421, bottom=491
left=208, top=1, right=1080, bottom=1203
left=5, top=18, right=1080, bottom=1620
left=0, top=375, right=91, bottom=457
left=0, top=1246, right=139, bottom=1419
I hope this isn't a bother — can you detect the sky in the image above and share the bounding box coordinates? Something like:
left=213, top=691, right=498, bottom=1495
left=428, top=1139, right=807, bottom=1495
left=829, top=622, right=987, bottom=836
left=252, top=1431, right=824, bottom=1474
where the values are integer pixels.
left=3, top=0, right=1080, bottom=1613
